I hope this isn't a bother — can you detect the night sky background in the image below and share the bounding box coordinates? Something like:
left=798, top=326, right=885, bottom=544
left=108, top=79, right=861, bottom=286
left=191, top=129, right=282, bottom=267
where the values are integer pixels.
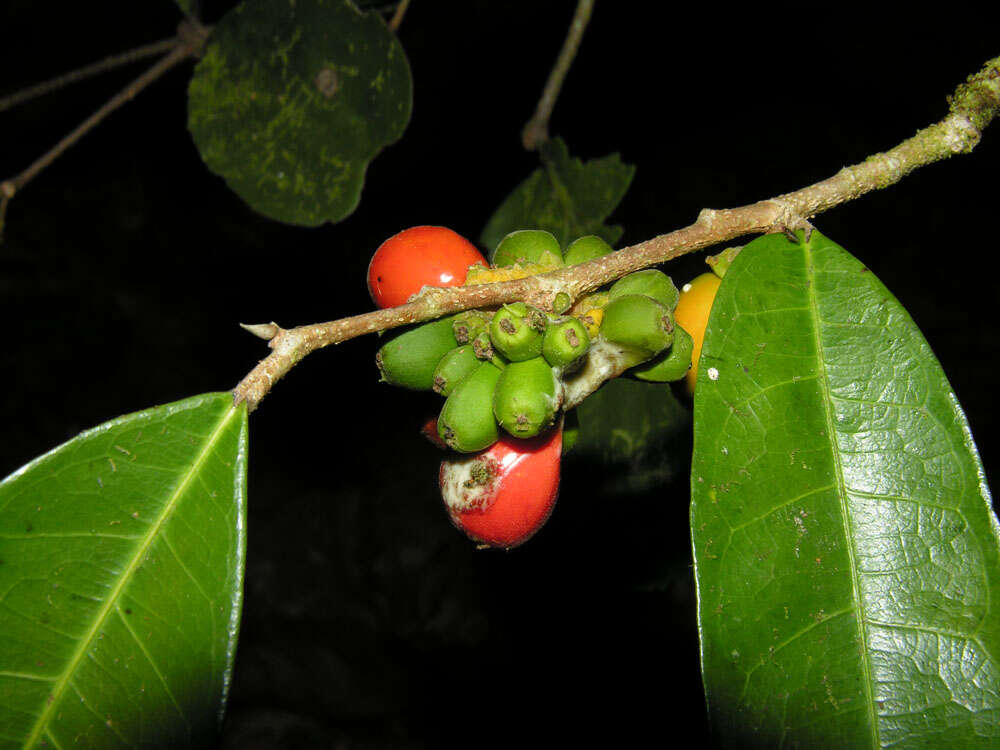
left=1, top=2, right=998, bottom=747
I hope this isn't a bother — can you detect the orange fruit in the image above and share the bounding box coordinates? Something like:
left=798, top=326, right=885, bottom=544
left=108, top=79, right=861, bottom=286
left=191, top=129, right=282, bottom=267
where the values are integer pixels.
left=674, top=273, right=721, bottom=393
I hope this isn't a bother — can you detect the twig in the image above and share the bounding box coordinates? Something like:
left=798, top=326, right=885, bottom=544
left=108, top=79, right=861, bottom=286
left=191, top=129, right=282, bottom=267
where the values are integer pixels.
left=0, top=37, right=179, bottom=114
left=0, top=22, right=209, bottom=233
left=522, top=0, right=596, bottom=151
left=233, top=53, right=1000, bottom=414
left=388, top=0, right=412, bottom=32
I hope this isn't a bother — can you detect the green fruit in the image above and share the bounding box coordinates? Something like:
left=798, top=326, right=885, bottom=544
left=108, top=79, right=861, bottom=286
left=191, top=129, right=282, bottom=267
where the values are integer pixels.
left=492, top=230, right=563, bottom=267
left=609, top=269, right=679, bottom=311
left=493, top=357, right=562, bottom=438
left=631, top=324, right=694, bottom=382
left=433, top=345, right=481, bottom=395
left=471, top=330, right=505, bottom=366
left=600, top=294, right=674, bottom=361
left=490, top=303, right=546, bottom=361
left=438, top=362, right=503, bottom=452
left=542, top=317, right=590, bottom=369
left=561, top=410, right=580, bottom=454
left=564, top=235, right=613, bottom=265
left=376, top=317, right=457, bottom=390
left=452, top=310, right=492, bottom=344
left=552, top=292, right=572, bottom=314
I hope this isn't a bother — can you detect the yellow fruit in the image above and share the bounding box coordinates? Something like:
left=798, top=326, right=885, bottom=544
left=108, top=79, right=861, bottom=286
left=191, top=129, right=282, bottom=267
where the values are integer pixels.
left=675, top=273, right=721, bottom=393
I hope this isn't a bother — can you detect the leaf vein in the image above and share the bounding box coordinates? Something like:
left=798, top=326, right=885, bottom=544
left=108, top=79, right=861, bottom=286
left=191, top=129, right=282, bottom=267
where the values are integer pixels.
left=806, top=241, right=882, bottom=748
left=20, top=405, right=239, bottom=748
left=115, top=604, right=192, bottom=734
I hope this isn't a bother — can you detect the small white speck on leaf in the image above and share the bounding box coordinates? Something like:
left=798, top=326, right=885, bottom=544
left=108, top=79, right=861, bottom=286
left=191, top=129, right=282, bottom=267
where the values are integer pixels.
left=707, top=367, right=719, bottom=381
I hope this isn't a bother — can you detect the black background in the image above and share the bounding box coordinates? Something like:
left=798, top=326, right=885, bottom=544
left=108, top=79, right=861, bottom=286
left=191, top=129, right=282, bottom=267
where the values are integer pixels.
left=1, top=2, right=998, bottom=747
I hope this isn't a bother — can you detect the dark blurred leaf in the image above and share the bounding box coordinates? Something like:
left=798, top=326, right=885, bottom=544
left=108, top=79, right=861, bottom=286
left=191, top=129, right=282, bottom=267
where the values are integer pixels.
left=173, top=0, right=195, bottom=15
left=571, top=377, right=690, bottom=493
left=0, top=393, right=248, bottom=747
left=188, top=0, right=412, bottom=226
left=691, top=231, right=1000, bottom=747
left=480, top=138, right=634, bottom=253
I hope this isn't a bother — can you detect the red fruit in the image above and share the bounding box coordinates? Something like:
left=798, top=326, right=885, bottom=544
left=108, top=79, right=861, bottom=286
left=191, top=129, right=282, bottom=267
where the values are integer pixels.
left=439, top=424, right=562, bottom=549
left=368, top=225, right=487, bottom=309
left=420, top=416, right=449, bottom=451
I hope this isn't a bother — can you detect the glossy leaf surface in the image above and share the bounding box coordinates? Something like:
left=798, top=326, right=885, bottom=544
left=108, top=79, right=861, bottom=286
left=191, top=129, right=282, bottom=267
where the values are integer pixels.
left=480, top=138, right=634, bottom=252
left=691, top=231, right=1000, bottom=747
left=0, top=393, right=248, bottom=748
left=187, top=0, right=412, bottom=226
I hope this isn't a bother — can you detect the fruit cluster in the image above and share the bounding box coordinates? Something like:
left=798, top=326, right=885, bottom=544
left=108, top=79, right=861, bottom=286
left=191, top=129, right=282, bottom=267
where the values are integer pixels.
left=368, top=225, right=702, bottom=548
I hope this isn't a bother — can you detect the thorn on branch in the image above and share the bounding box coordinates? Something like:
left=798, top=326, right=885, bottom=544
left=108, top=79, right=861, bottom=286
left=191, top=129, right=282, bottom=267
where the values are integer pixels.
left=240, top=322, right=281, bottom=341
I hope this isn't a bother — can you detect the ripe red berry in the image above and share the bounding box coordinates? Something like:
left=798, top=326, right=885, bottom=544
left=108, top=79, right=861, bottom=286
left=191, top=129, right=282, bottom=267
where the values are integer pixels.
left=420, top=415, right=450, bottom=451
left=367, top=225, right=487, bottom=309
left=439, top=424, right=562, bottom=549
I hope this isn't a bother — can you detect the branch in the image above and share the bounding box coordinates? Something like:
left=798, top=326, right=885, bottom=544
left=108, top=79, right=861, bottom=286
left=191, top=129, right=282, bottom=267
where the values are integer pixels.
left=388, top=0, right=412, bottom=33
left=0, top=37, right=179, bottom=114
left=233, top=53, right=1000, bottom=414
left=521, top=0, right=595, bottom=151
left=0, top=21, right=210, bottom=236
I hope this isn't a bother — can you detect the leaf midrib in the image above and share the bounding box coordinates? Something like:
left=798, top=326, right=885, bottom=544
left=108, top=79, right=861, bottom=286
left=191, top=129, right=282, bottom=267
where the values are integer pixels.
left=22, top=404, right=240, bottom=749
left=803, top=239, right=880, bottom=749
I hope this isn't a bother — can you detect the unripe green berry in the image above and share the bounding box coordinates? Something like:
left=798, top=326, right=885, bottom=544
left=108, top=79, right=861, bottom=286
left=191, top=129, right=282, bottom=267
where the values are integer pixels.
left=552, top=292, right=572, bottom=314
left=492, top=230, right=564, bottom=267
left=563, top=235, right=613, bottom=265
left=452, top=310, right=492, bottom=344
left=490, top=303, right=545, bottom=361
left=470, top=331, right=507, bottom=369
left=542, top=317, right=590, bottom=369
left=376, top=317, right=458, bottom=391
left=631, top=324, right=694, bottom=382
left=433, top=345, right=481, bottom=395
left=493, top=357, right=562, bottom=439
left=438, top=362, right=503, bottom=453
left=600, top=294, right=674, bottom=360
left=609, top=269, right=680, bottom=311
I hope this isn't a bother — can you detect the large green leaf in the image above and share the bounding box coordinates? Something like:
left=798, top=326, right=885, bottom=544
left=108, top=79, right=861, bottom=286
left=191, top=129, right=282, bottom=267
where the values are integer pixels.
left=691, top=231, right=1000, bottom=747
left=187, top=0, right=412, bottom=226
left=480, top=137, right=634, bottom=253
left=0, top=393, right=248, bottom=748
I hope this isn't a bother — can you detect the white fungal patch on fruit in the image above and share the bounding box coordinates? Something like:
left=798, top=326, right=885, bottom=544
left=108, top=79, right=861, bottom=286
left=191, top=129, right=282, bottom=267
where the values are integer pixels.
left=562, top=337, right=642, bottom=409
left=439, top=454, right=500, bottom=512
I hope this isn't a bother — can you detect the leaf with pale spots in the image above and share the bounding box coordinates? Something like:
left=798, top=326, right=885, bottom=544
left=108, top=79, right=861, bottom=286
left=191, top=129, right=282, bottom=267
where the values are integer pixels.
left=0, top=393, right=248, bottom=747
left=187, top=0, right=412, bottom=226
left=691, top=231, right=1000, bottom=747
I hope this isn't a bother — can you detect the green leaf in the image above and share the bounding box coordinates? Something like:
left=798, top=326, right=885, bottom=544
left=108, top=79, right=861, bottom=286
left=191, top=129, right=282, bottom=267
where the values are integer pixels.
left=0, top=393, right=248, bottom=748
left=480, top=137, right=635, bottom=253
left=187, top=0, right=412, bottom=226
left=691, top=231, right=1000, bottom=747
left=173, top=0, right=195, bottom=16
left=571, top=378, right=690, bottom=493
